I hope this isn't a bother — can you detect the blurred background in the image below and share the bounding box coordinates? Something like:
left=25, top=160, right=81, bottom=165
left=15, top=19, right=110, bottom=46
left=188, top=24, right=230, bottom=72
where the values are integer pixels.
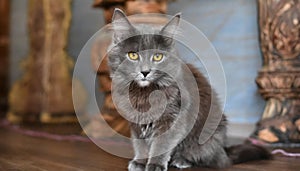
left=7, top=0, right=263, bottom=137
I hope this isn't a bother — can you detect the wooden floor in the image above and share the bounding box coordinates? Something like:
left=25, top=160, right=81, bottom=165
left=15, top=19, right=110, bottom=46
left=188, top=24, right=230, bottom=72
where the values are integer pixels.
left=1, top=123, right=300, bottom=171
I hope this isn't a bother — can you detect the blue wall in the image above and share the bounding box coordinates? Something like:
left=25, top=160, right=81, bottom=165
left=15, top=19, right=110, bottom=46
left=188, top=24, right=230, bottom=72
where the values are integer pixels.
left=169, top=0, right=265, bottom=124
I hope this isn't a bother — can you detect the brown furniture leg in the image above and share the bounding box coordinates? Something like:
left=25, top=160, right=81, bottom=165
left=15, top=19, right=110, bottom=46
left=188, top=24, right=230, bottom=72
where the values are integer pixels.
left=253, top=0, right=300, bottom=146
left=7, top=0, right=86, bottom=123
left=0, top=0, right=10, bottom=117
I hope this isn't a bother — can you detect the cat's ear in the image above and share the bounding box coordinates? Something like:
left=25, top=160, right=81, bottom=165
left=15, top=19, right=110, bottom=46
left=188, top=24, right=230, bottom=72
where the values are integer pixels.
left=160, top=13, right=181, bottom=37
left=111, top=8, right=137, bottom=43
left=112, top=8, right=130, bottom=24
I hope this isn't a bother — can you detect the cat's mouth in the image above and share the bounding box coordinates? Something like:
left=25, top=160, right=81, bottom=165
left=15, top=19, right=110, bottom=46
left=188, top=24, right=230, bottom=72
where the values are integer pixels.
left=137, top=80, right=151, bottom=87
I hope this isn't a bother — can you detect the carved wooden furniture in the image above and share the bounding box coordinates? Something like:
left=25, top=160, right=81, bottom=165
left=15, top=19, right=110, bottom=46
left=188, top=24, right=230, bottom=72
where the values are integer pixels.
left=7, top=0, right=86, bottom=123
left=89, top=0, right=170, bottom=137
left=253, top=0, right=300, bottom=145
left=0, top=0, right=10, bottom=116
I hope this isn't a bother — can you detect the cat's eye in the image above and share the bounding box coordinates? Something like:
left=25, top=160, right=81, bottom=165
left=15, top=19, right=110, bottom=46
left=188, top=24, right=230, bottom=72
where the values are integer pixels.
left=153, top=53, right=164, bottom=62
left=127, top=52, right=139, bottom=60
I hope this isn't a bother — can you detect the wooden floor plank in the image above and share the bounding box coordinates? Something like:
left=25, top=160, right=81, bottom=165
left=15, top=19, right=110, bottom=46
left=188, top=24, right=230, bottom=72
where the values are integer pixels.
left=1, top=126, right=300, bottom=171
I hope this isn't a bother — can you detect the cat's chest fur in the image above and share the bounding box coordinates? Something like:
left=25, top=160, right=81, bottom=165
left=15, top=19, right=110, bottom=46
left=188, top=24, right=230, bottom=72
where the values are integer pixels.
left=135, top=123, right=154, bottom=138
left=128, top=82, right=181, bottom=138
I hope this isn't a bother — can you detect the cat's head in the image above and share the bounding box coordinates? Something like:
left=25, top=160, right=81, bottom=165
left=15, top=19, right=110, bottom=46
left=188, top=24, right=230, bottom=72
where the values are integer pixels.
left=108, top=9, right=182, bottom=87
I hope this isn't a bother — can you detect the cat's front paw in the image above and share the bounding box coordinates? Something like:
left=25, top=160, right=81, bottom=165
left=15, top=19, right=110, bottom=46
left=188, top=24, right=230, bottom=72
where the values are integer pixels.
left=145, top=163, right=167, bottom=171
left=170, top=158, right=192, bottom=169
left=128, top=160, right=145, bottom=171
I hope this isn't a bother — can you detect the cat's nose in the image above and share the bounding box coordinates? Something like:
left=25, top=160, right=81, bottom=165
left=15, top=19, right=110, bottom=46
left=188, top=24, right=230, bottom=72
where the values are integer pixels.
left=141, top=71, right=150, bottom=77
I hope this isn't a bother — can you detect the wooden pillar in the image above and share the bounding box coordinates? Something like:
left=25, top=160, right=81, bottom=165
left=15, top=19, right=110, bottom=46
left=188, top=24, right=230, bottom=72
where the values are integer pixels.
left=0, top=0, right=10, bottom=117
left=7, top=0, right=86, bottom=123
left=253, top=0, right=300, bottom=145
left=88, top=0, right=170, bottom=137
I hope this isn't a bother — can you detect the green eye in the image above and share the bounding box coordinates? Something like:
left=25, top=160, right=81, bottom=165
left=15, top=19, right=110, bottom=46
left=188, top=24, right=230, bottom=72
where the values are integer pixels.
left=153, top=53, right=164, bottom=61
left=127, top=52, right=139, bottom=60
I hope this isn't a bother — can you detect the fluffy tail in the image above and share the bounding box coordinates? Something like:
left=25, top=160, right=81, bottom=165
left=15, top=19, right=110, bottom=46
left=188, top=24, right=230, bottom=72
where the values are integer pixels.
left=225, top=144, right=272, bottom=164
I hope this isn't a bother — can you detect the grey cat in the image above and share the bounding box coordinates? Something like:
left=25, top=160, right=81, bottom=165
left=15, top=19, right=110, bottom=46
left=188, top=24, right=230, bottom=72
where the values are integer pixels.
left=107, top=9, right=271, bottom=171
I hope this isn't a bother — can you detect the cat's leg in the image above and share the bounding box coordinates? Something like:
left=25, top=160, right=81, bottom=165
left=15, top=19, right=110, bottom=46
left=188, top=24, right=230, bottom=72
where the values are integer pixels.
left=145, top=137, right=179, bottom=171
left=207, top=147, right=231, bottom=169
left=145, top=115, right=190, bottom=171
left=146, top=145, right=172, bottom=171
left=169, top=151, right=193, bottom=169
left=181, top=136, right=231, bottom=169
left=128, top=137, right=149, bottom=171
left=201, top=131, right=231, bottom=168
left=194, top=144, right=231, bottom=168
